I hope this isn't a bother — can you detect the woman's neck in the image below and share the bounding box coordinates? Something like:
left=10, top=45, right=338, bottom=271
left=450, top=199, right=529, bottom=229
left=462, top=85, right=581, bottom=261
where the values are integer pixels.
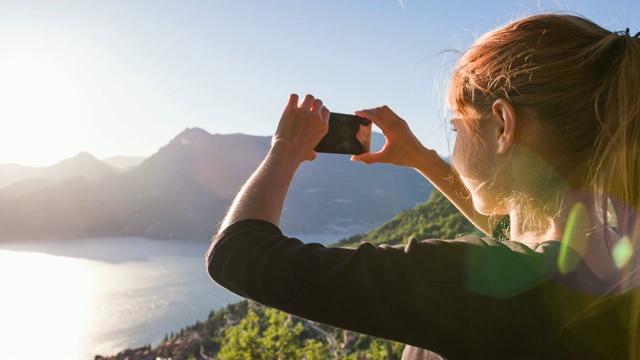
left=507, top=188, right=598, bottom=244
left=508, top=197, right=620, bottom=280
left=507, top=211, right=559, bottom=245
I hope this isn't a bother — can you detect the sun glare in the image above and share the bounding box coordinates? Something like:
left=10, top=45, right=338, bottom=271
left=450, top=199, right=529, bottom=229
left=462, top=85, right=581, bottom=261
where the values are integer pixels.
left=0, top=28, right=94, bottom=166
left=0, top=250, right=98, bottom=359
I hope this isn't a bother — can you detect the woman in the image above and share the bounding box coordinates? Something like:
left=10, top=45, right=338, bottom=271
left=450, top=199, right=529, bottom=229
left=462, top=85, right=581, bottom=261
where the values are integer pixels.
left=207, top=14, right=639, bottom=359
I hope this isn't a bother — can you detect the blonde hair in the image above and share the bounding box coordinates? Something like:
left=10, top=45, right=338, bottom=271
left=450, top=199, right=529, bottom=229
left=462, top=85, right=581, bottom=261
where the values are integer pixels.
left=448, top=13, right=640, bottom=357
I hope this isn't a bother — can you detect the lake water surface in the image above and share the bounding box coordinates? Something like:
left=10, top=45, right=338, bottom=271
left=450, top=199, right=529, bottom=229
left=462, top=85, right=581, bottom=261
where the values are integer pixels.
left=0, top=233, right=350, bottom=359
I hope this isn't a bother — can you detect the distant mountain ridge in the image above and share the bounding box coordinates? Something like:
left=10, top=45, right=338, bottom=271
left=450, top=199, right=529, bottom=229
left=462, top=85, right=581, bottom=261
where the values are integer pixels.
left=0, top=152, right=116, bottom=190
left=0, top=128, right=432, bottom=241
left=102, top=156, right=146, bottom=171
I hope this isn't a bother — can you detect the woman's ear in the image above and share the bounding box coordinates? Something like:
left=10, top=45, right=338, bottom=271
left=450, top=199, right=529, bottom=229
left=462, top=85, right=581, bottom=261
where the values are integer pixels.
left=491, top=99, right=516, bottom=154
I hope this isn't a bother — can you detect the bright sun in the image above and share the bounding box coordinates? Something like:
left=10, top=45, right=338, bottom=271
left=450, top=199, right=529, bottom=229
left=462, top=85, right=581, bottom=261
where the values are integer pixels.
left=0, top=28, right=94, bottom=166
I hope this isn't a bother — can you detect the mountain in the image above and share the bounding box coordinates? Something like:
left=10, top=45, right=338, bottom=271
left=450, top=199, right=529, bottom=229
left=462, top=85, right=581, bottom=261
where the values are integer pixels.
left=282, top=150, right=432, bottom=234
left=0, top=164, right=31, bottom=188
left=45, top=151, right=115, bottom=181
left=0, top=128, right=432, bottom=241
left=0, top=152, right=115, bottom=191
left=101, top=156, right=146, bottom=172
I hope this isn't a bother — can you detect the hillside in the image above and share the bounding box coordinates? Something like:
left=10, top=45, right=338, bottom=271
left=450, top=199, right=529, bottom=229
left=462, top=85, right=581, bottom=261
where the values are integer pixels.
left=333, top=189, right=481, bottom=247
left=97, top=190, right=481, bottom=360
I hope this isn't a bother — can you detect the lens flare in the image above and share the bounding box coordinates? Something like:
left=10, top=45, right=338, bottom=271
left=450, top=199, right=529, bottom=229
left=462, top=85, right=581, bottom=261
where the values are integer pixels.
left=613, top=236, right=633, bottom=269
left=558, top=202, right=589, bottom=274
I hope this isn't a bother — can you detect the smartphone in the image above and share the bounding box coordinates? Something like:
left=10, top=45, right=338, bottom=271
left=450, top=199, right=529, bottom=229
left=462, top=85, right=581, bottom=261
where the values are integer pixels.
left=315, top=113, right=372, bottom=155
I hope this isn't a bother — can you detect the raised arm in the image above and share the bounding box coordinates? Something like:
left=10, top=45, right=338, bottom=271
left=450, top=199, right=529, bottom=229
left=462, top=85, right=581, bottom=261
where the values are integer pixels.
left=352, top=106, right=497, bottom=236
left=217, top=94, right=329, bottom=233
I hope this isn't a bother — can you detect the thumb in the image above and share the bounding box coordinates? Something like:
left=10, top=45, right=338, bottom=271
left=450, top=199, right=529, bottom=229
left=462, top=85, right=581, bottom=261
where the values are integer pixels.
left=351, top=152, right=382, bottom=164
left=306, top=151, right=318, bottom=162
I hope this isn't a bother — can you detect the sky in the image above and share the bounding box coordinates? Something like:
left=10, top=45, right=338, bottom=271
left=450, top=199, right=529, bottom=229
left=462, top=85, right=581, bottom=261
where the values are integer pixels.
left=1, top=0, right=639, bottom=166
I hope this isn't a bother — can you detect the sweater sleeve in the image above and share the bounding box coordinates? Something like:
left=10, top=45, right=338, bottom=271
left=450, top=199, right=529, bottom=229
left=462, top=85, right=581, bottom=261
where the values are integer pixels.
left=205, top=219, right=623, bottom=358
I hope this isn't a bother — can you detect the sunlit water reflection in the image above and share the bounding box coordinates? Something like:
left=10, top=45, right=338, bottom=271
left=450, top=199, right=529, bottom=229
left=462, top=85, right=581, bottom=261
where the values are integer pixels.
left=0, top=238, right=239, bottom=359
left=0, top=233, right=347, bottom=359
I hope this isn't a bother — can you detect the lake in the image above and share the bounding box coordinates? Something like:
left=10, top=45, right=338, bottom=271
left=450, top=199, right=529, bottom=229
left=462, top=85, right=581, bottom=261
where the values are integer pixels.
left=0, top=233, right=352, bottom=359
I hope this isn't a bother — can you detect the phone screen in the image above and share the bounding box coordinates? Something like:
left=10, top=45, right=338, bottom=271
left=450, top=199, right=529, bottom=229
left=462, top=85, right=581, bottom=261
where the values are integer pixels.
left=314, top=113, right=372, bottom=155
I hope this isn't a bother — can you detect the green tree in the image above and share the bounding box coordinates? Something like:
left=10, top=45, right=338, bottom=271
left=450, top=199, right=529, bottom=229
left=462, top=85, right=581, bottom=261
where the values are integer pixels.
left=368, top=337, right=403, bottom=360
left=217, top=305, right=330, bottom=360
left=301, top=338, right=332, bottom=360
left=217, top=308, right=263, bottom=359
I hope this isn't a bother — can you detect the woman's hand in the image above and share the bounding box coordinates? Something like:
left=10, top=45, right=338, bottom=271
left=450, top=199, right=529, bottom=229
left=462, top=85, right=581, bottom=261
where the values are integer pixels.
left=216, top=94, right=329, bottom=231
left=352, top=106, right=496, bottom=236
left=272, top=94, right=330, bottom=163
left=351, top=106, right=430, bottom=168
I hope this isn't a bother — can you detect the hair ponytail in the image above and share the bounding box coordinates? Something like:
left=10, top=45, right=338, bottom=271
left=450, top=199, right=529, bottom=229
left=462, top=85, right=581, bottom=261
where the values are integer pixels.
left=594, top=29, right=640, bottom=359
left=594, top=31, right=640, bottom=359
left=583, top=24, right=640, bottom=279
left=593, top=30, right=640, bottom=204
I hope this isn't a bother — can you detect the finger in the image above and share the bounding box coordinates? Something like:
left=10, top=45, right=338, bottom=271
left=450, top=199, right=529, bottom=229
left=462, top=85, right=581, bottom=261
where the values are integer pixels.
left=379, top=105, right=400, bottom=119
left=354, top=108, right=376, bottom=119
left=359, top=106, right=410, bottom=136
left=355, top=108, right=393, bottom=131
left=307, top=151, right=317, bottom=162
left=311, top=98, right=324, bottom=112
left=288, top=94, right=300, bottom=108
left=359, top=105, right=400, bottom=121
left=300, top=94, right=315, bottom=109
left=351, top=152, right=384, bottom=165
left=320, top=105, right=330, bottom=121
left=354, top=109, right=379, bottom=124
